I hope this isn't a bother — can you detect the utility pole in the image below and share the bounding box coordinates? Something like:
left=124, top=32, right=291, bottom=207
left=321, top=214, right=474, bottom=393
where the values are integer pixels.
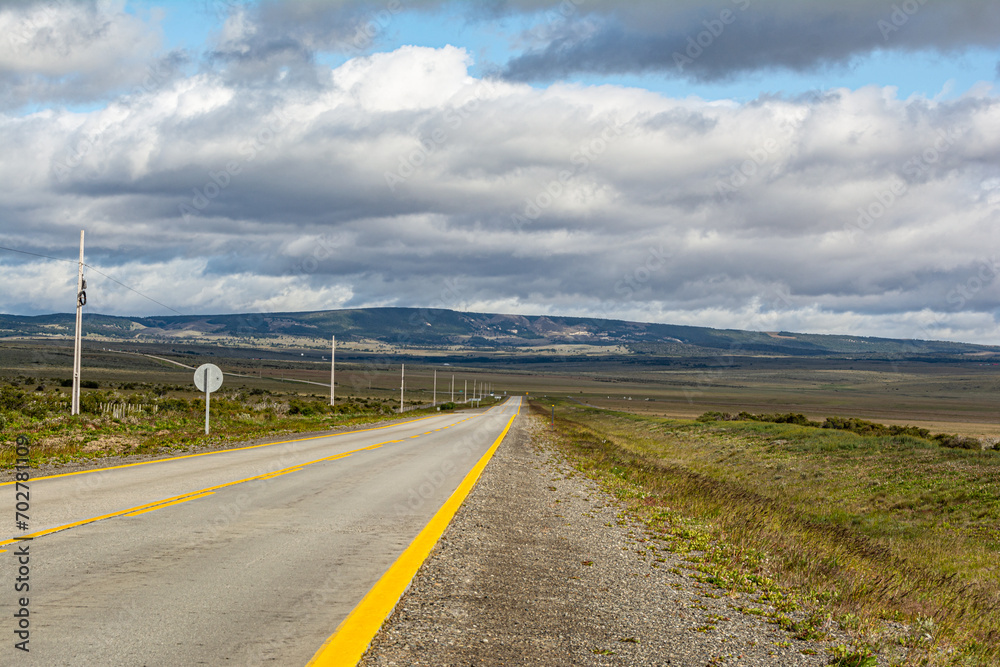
left=433, top=369, right=437, bottom=406
left=400, top=364, right=405, bottom=413
left=71, top=230, right=86, bottom=416
left=451, top=374, right=454, bottom=402
left=330, top=336, right=337, bottom=407
left=464, top=379, right=467, bottom=404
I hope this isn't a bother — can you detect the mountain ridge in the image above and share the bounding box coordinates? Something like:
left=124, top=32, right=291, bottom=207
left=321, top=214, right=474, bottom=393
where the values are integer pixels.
left=1, top=308, right=997, bottom=360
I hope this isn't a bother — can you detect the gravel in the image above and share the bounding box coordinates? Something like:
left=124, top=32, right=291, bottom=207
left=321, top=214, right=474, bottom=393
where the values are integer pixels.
left=360, top=414, right=857, bottom=666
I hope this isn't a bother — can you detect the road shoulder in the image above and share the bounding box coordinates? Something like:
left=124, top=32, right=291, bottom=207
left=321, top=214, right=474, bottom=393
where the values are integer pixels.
left=360, top=413, right=851, bottom=666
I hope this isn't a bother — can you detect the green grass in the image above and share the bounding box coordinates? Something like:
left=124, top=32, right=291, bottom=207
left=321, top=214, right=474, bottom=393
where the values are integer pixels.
left=532, top=399, right=1000, bottom=666
left=0, top=382, right=495, bottom=467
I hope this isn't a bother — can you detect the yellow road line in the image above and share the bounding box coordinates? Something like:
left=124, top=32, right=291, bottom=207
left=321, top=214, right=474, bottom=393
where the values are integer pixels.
left=125, top=492, right=215, bottom=517
left=258, top=468, right=305, bottom=480
left=0, top=428, right=440, bottom=546
left=305, top=408, right=519, bottom=667
left=1, top=414, right=444, bottom=486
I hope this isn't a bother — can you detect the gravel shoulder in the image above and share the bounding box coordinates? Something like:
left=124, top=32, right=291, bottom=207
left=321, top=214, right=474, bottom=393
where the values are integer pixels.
left=360, top=413, right=855, bottom=666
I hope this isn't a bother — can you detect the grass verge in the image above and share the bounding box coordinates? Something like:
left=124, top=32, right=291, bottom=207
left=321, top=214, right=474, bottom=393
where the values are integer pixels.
left=530, top=400, right=1000, bottom=666
left=0, top=383, right=492, bottom=468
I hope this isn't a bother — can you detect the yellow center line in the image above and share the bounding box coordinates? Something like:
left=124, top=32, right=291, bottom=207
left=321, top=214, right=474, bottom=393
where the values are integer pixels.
left=258, top=468, right=305, bottom=480
left=1, top=414, right=443, bottom=487
left=125, top=492, right=216, bottom=517
left=0, top=425, right=455, bottom=546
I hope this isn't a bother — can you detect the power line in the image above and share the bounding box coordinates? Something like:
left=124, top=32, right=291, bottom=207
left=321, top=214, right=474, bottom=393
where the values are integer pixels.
left=0, top=243, right=185, bottom=316
left=83, top=265, right=185, bottom=315
left=0, top=244, right=78, bottom=265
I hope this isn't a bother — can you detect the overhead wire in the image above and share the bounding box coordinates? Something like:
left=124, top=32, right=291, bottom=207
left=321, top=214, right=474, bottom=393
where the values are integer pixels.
left=0, top=243, right=184, bottom=316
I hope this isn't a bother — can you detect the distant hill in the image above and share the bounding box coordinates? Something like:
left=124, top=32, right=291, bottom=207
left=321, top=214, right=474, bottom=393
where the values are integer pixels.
left=1, top=308, right=998, bottom=361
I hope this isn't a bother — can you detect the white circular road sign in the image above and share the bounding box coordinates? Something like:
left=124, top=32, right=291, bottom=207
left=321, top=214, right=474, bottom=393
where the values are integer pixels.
left=194, top=363, right=224, bottom=393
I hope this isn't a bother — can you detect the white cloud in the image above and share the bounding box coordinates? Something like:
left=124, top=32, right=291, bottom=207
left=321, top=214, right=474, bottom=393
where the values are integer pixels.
left=0, top=0, right=166, bottom=107
left=1, top=45, right=999, bottom=344
left=332, top=45, right=475, bottom=112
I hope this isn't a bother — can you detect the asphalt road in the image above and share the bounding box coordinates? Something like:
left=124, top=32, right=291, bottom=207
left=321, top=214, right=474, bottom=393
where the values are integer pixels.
left=0, top=397, right=521, bottom=666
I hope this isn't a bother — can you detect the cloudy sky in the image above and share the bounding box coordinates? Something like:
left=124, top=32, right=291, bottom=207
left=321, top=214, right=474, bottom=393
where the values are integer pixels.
left=1, top=0, right=1000, bottom=344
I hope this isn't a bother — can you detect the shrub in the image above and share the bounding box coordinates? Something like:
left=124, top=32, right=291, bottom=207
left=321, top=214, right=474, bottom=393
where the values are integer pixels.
left=933, top=434, right=982, bottom=450
left=0, top=388, right=28, bottom=412
left=158, top=398, right=190, bottom=412
left=697, top=411, right=738, bottom=422
left=767, top=413, right=818, bottom=426
left=289, top=399, right=329, bottom=417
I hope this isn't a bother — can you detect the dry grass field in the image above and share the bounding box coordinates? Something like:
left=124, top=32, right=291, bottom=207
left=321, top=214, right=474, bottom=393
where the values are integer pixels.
left=529, top=395, right=1000, bottom=665
left=4, top=336, right=1000, bottom=663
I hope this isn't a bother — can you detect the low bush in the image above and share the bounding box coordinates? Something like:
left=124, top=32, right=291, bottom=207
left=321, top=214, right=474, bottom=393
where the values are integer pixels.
left=698, top=411, right=986, bottom=451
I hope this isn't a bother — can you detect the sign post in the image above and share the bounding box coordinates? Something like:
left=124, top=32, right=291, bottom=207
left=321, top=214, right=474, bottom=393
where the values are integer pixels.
left=194, top=363, right=224, bottom=435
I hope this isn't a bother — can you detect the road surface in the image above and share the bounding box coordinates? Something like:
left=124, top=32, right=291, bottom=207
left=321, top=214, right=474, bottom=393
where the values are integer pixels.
left=0, top=397, right=521, bottom=666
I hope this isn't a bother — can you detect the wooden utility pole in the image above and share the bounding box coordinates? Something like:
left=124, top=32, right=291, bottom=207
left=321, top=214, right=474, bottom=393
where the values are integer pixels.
left=400, top=364, right=405, bottom=413
left=71, top=230, right=85, bottom=416
left=433, top=369, right=437, bottom=406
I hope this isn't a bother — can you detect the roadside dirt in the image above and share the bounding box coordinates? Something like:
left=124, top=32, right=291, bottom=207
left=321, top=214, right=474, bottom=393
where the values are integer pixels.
left=360, top=414, right=857, bottom=666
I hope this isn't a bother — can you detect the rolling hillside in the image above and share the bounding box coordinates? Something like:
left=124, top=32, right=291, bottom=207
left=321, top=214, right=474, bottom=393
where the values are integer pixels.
left=0, top=308, right=997, bottom=361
